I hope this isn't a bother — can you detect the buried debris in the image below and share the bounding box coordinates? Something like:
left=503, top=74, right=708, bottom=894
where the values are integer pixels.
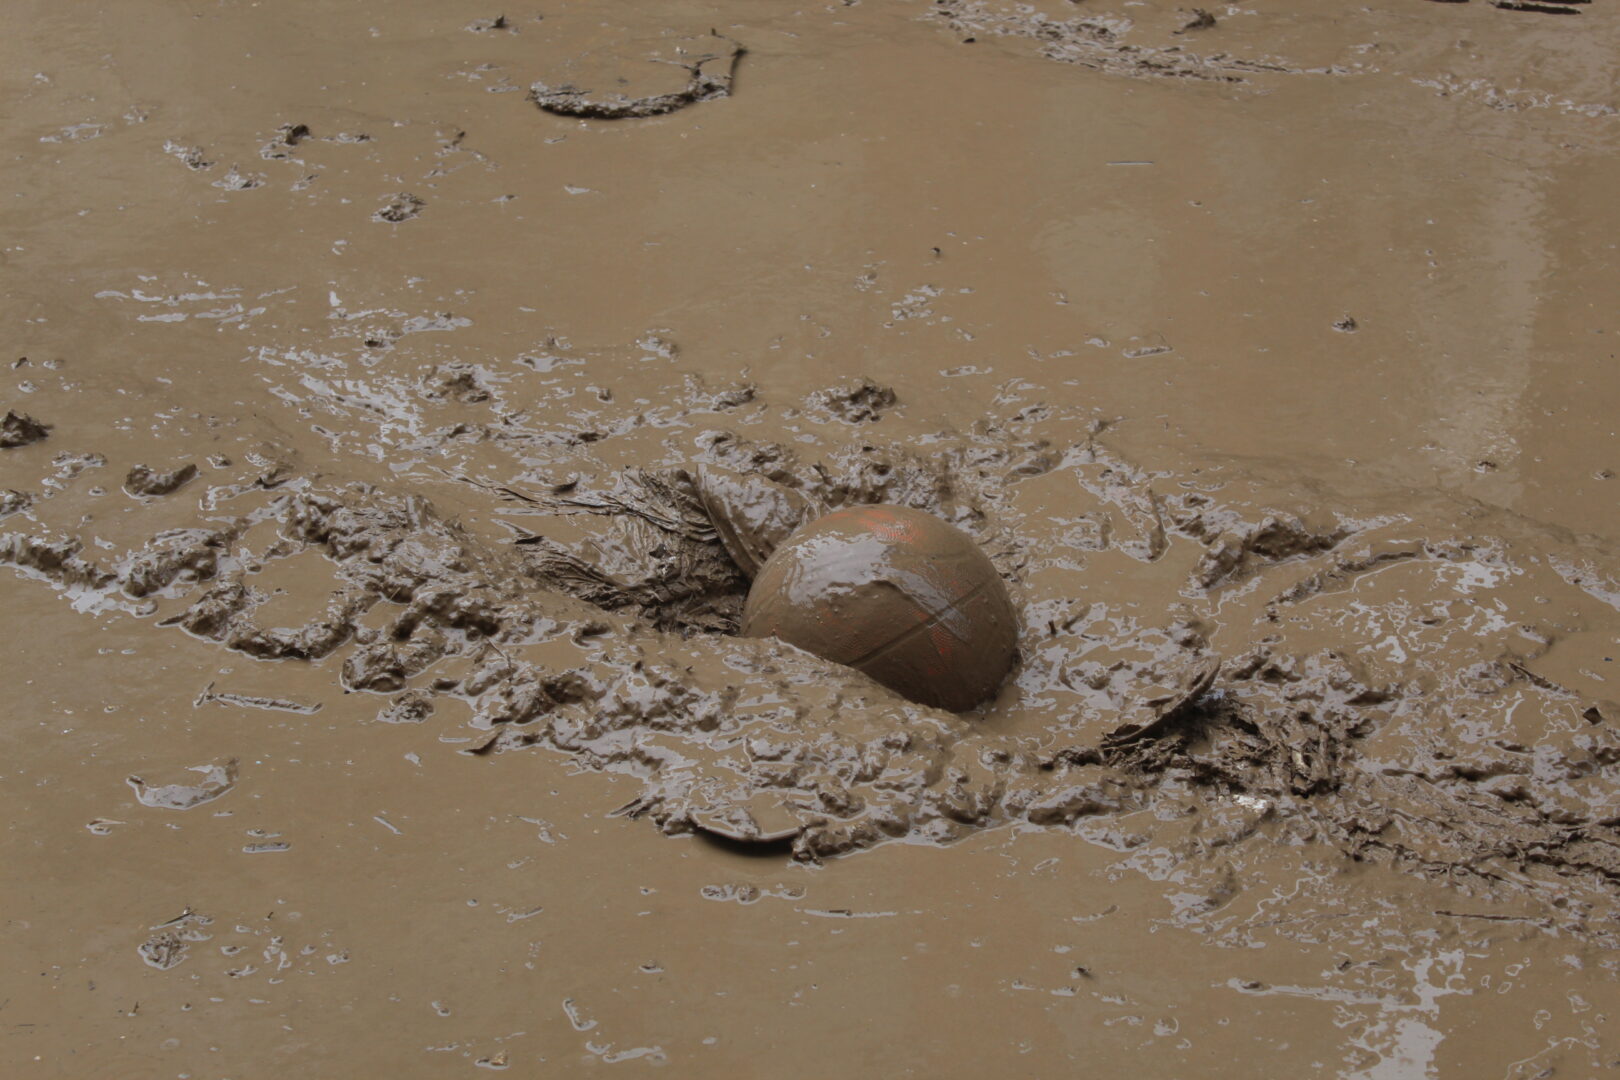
left=529, top=32, right=744, bottom=119
left=1, top=410, right=50, bottom=449
left=125, top=461, right=198, bottom=497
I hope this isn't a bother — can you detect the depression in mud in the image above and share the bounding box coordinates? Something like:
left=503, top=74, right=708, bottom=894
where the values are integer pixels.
left=2, top=1, right=1618, bottom=1077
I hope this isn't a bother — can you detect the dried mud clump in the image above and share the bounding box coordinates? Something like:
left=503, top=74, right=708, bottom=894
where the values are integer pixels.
left=121, top=527, right=232, bottom=598
left=166, top=578, right=370, bottom=661
left=807, top=377, right=898, bottom=423
left=137, top=910, right=213, bottom=971
left=682, top=374, right=757, bottom=412
left=376, top=689, right=435, bottom=724
left=0, top=490, right=31, bottom=518
left=1, top=410, right=50, bottom=448
left=259, top=122, right=312, bottom=160
left=529, top=34, right=744, bottom=119
left=0, top=533, right=117, bottom=591
left=420, top=362, right=492, bottom=403
left=163, top=141, right=214, bottom=171
left=1189, top=512, right=1350, bottom=589
left=1176, top=9, right=1217, bottom=33
left=373, top=193, right=424, bottom=223
left=124, top=462, right=198, bottom=497
left=344, top=633, right=450, bottom=692
left=1096, top=649, right=1620, bottom=892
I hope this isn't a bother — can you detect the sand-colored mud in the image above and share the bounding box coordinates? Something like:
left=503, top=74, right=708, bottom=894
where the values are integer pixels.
left=3, top=0, right=1618, bottom=1075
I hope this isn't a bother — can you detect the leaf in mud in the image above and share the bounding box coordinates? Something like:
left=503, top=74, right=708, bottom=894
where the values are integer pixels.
left=693, top=463, right=820, bottom=578
left=1101, top=656, right=1222, bottom=748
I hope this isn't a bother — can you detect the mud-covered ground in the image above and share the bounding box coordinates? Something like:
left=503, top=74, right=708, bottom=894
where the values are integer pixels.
left=3, top=1, right=1619, bottom=1076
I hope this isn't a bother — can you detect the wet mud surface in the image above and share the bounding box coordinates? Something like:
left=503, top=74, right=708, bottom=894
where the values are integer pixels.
left=3, top=0, right=1619, bottom=1076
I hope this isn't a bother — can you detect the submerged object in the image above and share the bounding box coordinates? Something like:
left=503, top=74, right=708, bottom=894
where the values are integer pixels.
left=741, top=505, right=1017, bottom=712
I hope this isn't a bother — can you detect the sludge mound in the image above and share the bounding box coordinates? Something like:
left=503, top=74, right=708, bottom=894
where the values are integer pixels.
left=5, top=394, right=1617, bottom=946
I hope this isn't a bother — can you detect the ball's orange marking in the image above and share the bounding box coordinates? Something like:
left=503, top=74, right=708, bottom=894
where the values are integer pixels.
left=846, top=505, right=919, bottom=544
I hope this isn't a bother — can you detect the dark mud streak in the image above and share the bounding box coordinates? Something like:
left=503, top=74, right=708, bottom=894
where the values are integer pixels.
left=1492, top=0, right=1586, bottom=13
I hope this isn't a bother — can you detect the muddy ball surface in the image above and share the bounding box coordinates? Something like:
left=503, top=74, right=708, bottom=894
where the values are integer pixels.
left=741, top=505, right=1018, bottom=712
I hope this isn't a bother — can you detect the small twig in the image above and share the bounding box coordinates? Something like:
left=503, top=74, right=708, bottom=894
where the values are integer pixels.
left=194, top=682, right=322, bottom=714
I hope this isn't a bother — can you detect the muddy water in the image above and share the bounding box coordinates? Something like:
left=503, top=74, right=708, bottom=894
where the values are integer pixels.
left=3, top=0, right=1619, bottom=1075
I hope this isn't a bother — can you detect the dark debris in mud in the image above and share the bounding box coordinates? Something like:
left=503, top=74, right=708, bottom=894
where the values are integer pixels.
left=806, top=377, right=898, bottom=424
left=259, top=122, right=312, bottom=160
left=1490, top=0, right=1585, bottom=14
left=466, top=14, right=513, bottom=33
left=1175, top=9, right=1218, bottom=34
left=373, top=193, right=425, bottom=224
left=528, top=33, right=744, bottom=119
left=927, top=0, right=1291, bottom=83
left=0, top=489, right=31, bottom=518
left=125, top=462, right=198, bottom=497
left=2, top=410, right=50, bottom=448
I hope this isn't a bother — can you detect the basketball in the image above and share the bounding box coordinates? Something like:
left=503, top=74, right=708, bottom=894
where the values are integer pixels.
left=741, top=504, right=1018, bottom=712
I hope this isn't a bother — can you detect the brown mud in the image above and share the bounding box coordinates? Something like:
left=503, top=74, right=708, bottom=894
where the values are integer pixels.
left=3, top=0, right=1619, bottom=1076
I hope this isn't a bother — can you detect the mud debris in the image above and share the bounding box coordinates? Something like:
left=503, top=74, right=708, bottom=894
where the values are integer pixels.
left=0, top=490, right=30, bottom=518
left=375, top=688, right=435, bottom=724
left=1, top=410, right=50, bottom=448
left=124, top=461, right=198, bottom=497
left=528, top=33, right=744, bottom=119
left=127, top=760, right=239, bottom=810
left=806, top=377, right=899, bottom=424
left=1175, top=9, right=1217, bottom=34
left=373, top=193, right=425, bottom=223
left=137, top=910, right=213, bottom=971
left=927, top=0, right=1293, bottom=83
left=258, top=122, right=312, bottom=159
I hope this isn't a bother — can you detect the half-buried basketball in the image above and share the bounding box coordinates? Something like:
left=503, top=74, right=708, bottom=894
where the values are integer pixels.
left=740, top=504, right=1018, bottom=712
